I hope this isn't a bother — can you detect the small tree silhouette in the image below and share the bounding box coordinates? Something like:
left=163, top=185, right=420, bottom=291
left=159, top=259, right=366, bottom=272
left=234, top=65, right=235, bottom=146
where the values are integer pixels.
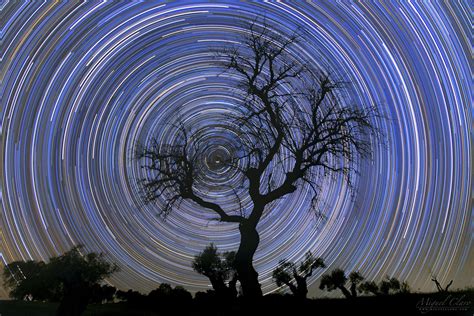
left=116, top=289, right=146, bottom=305
left=147, top=283, right=193, bottom=312
left=400, top=281, right=411, bottom=294
left=192, top=243, right=237, bottom=298
left=272, top=252, right=325, bottom=298
left=348, top=271, right=364, bottom=297
left=89, top=284, right=117, bottom=304
left=358, top=277, right=410, bottom=296
left=319, top=269, right=365, bottom=298
left=379, top=276, right=401, bottom=295
left=319, top=269, right=352, bottom=298
left=358, top=280, right=380, bottom=296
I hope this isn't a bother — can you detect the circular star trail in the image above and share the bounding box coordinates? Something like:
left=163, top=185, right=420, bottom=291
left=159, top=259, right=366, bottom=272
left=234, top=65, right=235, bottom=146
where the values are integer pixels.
left=1, top=2, right=471, bottom=296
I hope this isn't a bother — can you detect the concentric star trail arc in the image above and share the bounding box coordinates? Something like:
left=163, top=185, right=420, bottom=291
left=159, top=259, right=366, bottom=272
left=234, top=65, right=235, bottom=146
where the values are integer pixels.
left=0, top=1, right=471, bottom=297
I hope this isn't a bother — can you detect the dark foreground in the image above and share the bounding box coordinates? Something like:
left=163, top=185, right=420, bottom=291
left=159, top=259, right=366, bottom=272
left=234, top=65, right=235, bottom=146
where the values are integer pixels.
left=1, top=291, right=472, bottom=316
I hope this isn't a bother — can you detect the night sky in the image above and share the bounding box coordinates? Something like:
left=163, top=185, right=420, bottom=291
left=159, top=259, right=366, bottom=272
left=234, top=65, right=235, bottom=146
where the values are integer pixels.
left=1, top=2, right=471, bottom=298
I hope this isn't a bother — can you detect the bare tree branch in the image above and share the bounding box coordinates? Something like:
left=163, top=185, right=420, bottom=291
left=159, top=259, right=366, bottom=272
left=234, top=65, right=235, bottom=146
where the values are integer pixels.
left=136, top=120, right=245, bottom=223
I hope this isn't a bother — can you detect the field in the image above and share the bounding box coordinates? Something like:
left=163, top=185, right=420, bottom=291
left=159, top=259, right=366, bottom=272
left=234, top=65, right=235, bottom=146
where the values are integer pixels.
left=0, top=290, right=472, bottom=316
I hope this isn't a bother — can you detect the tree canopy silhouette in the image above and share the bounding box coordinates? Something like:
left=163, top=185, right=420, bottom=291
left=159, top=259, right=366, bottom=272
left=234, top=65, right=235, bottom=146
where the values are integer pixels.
left=192, top=243, right=238, bottom=298
left=3, top=246, right=117, bottom=316
left=136, top=21, right=381, bottom=298
left=359, top=276, right=410, bottom=296
left=272, top=251, right=325, bottom=298
left=3, top=260, right=56, bottom=301
left=358, top=280, right=380, bottom=296
left=319, top=269, right=365, bottom=298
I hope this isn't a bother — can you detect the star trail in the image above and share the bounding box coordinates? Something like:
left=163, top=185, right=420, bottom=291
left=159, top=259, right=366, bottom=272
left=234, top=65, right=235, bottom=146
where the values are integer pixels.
left=0, top=2, right=471, bottom=297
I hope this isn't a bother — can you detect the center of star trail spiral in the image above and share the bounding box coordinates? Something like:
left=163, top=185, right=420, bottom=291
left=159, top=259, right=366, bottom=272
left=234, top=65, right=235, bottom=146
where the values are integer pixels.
left=0, top=2, right=471, bottom=296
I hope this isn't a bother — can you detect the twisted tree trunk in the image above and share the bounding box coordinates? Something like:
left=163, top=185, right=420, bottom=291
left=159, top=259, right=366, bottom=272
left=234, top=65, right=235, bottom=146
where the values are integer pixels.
left=338, top=286, right=352, bottom=299
left=209, top=278, right=229, bottom=298
left=234, top=221, right=262, bottom=298
left=350, top=282, right=358, bottom=297
left=294, top=276, right=309, bottom=299
left=228, top=273, right=238, bottom=298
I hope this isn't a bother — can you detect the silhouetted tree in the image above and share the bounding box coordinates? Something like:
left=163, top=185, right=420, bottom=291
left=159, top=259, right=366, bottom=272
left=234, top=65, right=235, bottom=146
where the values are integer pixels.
left=319, top=269, right=352, bottom=298
left=51, top=246, right=118, bottom=316
left=136, top=20, right=381, bottom=298
left=358, top=277, right=410, bottom=296
left=358, top=280, right=380, bottom=296
left=2, top=246, right=117, bottom=316
left=171, top=285, right=193, bottom=303
left=319, top=269, right=366, bottom=298
left=89, top=284, right=117, bottom=304
left=348, top=271, right=364, bottom=297
left=116, top=289, right=147, bottom=305
left=145, top=284, right=193, bottom=313
left=149, top=283, right=172, bottom=298
left=431, top=276, right=453, bottom=293
left=192, top=243, right=238, bottom=298
left=379, top=276, right=401, bottom=295
left=3, top=260, right=60, bottom=301
left=399, top=281, right=411, bottom=294
left=272, top=252, right=325, bottom=298
left=147, top=283, right=172, bottom=306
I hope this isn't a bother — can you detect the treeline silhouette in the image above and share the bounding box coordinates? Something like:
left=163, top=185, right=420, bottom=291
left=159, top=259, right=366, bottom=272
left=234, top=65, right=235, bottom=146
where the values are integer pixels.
left=3, top=246, right=472, bottom=316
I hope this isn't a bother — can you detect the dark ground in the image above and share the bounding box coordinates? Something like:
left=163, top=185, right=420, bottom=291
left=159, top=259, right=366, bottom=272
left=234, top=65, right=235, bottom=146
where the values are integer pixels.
left=0, top=290, right=472, bottom=316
